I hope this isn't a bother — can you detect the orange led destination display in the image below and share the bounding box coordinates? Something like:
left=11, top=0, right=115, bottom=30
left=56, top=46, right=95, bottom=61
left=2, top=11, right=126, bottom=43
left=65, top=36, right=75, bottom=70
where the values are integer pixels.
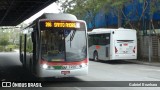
left=45, top=21, right=79, bottom=28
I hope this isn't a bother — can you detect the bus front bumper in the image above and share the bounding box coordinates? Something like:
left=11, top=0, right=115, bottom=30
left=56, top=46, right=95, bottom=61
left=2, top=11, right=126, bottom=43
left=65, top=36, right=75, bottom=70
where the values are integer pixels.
left=37, top=66, right=88, bottom=78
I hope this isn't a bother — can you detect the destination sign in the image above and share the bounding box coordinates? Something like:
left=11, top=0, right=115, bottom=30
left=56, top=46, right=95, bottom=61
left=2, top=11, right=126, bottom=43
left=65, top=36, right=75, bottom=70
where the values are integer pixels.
left=44, top=21, right=80, bottom=28
left=54, top=22, right=76, bottom=28
left=39, top=20, right=85, bottom=30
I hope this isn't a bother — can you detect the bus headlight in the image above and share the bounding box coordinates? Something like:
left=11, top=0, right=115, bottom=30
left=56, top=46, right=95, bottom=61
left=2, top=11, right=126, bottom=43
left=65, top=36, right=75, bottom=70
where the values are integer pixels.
left=80, top=63, right=87, bottom=68
left=42, top=64, right=48, bottom=69
left=41, top=64, right=55, bottom=69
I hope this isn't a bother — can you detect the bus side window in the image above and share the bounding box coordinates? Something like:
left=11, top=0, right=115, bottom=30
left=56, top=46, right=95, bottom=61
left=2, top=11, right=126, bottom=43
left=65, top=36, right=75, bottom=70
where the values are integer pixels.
left=93, top=35, right=99, bottom=45
left=31, top=32, right=35, bottom=43
left=105, top=34, right=110, bottom=45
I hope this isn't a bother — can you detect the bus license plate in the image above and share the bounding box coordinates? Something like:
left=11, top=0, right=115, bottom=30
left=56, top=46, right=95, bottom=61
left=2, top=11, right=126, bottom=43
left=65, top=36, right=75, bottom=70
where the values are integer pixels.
left=69, top=65, right=77, bottom=69
left=123, top=43, right=128, bottom=46
left=61, top=65, right=80, bottom=69
left=61, top=71, right=70, bottom=75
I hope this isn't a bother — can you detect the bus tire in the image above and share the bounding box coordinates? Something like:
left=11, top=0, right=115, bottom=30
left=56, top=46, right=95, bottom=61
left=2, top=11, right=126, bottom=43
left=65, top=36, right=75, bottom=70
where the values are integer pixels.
left=93, top=51, right=99, bottom=61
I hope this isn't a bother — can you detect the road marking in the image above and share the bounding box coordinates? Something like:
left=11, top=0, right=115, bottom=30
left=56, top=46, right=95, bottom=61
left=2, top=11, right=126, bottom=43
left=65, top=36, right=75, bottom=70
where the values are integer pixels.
left=140, top=69, right=160, bottom=72
left=74, top=87, right=81, bottom=90
left=147, top=76, right=160, bottom=80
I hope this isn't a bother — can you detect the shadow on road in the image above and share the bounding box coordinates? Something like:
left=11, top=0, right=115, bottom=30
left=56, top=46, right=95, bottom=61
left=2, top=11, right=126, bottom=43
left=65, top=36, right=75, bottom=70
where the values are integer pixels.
left=105, top=60, right=137, bottom=64
left=0, top=64, right=85, bottom=82
left=90, top=59, right=137, bottom=65
left=0, top=65, right=38, bottom=81
left=0, top=52, right=85, bottom=82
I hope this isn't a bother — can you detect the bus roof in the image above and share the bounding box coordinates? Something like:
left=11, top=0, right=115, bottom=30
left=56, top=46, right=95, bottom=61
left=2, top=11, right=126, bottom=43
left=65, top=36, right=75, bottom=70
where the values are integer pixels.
left=88, top=28, right=136, bottom=34
left=24, top=13, right=78, bottom=29
left=36, top=13, right=77, bottom=21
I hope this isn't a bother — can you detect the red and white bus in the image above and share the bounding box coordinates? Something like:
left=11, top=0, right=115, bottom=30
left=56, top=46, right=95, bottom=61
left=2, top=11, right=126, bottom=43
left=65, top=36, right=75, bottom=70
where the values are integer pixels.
left=88, top=28, right=137, bottom=61
left=20, top=13, right=88, bottom=77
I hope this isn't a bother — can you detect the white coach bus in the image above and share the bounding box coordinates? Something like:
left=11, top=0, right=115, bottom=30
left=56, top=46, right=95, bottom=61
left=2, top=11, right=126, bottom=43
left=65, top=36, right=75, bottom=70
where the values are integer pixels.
left=88, top=28, right=137, bottom=61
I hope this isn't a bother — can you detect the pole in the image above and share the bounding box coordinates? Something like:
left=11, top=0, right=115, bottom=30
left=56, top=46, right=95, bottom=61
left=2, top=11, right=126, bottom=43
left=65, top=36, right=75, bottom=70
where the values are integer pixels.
left=148, top=19, right=152, bottom=62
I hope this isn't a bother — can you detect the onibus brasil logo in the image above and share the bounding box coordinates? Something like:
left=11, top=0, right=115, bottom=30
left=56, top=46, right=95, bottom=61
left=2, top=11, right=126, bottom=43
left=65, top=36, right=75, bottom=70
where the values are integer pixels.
left=2, top=82, right=42, bottom=87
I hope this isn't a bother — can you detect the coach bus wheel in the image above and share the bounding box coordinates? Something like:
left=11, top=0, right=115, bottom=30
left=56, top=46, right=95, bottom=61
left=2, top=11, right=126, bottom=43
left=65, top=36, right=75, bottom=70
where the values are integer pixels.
left=93, top=52, right=99, bottom=61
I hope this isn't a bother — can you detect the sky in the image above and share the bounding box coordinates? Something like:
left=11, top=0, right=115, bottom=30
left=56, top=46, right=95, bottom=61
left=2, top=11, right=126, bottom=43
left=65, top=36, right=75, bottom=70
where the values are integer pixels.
left=23, top=2, right=61, bottom=24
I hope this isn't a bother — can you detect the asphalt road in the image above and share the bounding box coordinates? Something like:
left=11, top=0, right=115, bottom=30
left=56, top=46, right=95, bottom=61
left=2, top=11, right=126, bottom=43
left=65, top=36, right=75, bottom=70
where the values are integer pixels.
left=0, top=51, right=160, bottom=90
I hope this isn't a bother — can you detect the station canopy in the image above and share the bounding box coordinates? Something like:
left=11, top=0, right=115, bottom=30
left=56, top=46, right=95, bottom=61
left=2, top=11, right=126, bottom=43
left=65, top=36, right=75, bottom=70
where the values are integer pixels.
left=0, top=0, right=57, bottom=26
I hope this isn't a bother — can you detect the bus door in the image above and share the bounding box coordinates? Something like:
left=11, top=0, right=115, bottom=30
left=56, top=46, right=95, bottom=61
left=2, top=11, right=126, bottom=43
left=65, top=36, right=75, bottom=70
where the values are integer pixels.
left=115, top=40, right=136, bottom=55
left=31, top=29, right=39, bottom=74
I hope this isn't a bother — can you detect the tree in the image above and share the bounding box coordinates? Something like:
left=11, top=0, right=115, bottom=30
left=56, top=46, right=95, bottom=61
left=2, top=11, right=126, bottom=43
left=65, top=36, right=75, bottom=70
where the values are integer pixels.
left=58, top=0, right=160, bottom=29
left=103, top=0, right=132, bottom=28
left=146, top=0, right=160, bottom=62
left=0, top=33, right=9, bottom=51
left=58, top=0, right=133, bottom=28
left=58, top=0, right=107, bottom=28
left=137, top=0, right=160, bottom=33
left=0, top=37, right=9, bottom=46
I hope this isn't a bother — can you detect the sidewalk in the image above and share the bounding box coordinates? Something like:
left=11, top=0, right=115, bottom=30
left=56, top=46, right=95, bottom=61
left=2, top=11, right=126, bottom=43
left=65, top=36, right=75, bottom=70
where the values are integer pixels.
left=124, top=60, right=160, bottom=67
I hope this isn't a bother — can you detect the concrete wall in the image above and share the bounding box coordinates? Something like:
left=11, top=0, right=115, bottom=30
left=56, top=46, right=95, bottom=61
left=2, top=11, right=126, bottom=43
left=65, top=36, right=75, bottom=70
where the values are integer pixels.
left=138, top=35, right=160, bottom=62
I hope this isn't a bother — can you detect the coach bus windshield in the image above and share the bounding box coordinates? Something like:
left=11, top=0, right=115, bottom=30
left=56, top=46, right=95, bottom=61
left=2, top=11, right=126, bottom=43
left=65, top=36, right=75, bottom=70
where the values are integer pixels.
left=41, top=28, right=87, bottom=62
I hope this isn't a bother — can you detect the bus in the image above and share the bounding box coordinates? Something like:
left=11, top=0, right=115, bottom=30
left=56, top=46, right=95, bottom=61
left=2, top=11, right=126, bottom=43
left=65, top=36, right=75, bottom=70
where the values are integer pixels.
left=88, top=28, right=137, bottom=61
left=19, top=13, right=88, bottom=77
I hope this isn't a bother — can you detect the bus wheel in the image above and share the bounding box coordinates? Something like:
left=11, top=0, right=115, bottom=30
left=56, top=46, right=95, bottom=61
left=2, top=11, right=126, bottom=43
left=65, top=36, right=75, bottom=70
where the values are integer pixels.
left=93, top=52, right=99, bottom=61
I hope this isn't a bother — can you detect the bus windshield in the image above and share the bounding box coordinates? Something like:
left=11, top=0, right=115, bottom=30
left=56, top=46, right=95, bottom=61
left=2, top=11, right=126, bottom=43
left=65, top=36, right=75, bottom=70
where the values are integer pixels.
left=41, top=29, right=87, bottom=62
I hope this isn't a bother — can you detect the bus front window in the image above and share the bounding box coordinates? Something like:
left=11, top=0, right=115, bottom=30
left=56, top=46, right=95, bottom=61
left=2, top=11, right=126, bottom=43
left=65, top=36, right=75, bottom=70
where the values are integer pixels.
left=41, top=30, right=65, bottom=61
left=41, top=29, right=87, bottom=62
left=65, top=30, right=87, bottom=62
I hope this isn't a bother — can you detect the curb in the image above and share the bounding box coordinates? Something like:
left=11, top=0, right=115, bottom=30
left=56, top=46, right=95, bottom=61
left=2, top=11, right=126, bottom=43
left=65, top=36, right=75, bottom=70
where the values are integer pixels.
left=124, top=60, right=160, bottom=67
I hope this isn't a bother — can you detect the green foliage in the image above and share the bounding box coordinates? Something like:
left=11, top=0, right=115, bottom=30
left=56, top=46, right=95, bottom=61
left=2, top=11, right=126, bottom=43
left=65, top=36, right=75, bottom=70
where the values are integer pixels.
left=0, top=45, right=3, bottom=51
left=0, top=44, right=18, bottom=52
left=7, top=45, right=18, bottom=49
left=61, top=0, right=88, bottom=19
left=138, top=0, right=160, bottom=18
left=58, top=0, right=131, bottom=28
left=111, top=0, right=128, bottom=9
left=0, top=36, right=9, bottom=46
left=0, top=26, right=20, bottom=52
left=26, top=37, right=33, bottom=53
left=58, top=0, right=160, bottom=28
left=59, top=0, right=109, bottom=28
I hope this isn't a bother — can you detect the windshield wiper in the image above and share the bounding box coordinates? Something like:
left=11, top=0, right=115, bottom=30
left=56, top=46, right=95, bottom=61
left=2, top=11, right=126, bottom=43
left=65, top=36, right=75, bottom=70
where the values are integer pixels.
left=70, top=30, right=76, bottom=47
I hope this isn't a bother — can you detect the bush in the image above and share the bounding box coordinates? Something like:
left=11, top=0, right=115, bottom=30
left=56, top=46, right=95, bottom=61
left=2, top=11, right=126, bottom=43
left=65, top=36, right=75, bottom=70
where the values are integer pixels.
left=7, top=45, right=17, bottom=49
left=0, top=45, right=3, bottom=52
left=0, top=45, right=18, bottom=52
